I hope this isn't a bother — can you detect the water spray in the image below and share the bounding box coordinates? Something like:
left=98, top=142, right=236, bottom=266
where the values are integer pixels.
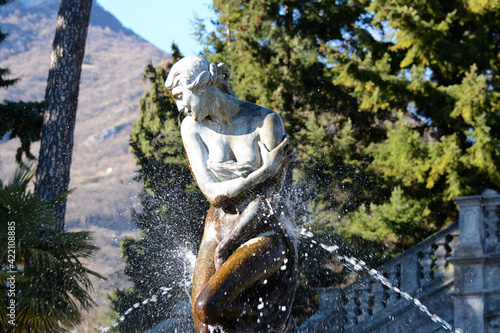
left=299, top=228, right=463, bottom=333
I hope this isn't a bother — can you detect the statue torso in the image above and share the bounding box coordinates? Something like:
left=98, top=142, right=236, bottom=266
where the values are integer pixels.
left=198, top=105, right=268, bottom=176
left=182, top=101, right=289, bottom=242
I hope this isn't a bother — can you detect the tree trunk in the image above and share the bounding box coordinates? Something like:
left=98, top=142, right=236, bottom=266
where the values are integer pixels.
left=35, top=0, right=93, bottom=231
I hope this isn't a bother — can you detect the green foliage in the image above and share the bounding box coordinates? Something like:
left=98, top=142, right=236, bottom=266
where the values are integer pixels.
left=0, top=0, right=18, bottom=90
left=342, top=0, right=500, bottom=244
left=0, top=166, right=102, bottom=332
left=110, top=44, right=208, bottom=332
left=0, top=101, right=45, bottom=162
left=198, top=0, right=500, bottom=245
left=0, top=0, right=44, bottom=163
left=197, top=0, right=500, bottom=322
left=345, top=187, right=431, bottom=249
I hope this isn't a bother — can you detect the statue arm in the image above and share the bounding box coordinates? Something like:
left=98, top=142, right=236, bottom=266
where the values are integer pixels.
left=214, top=197, right=264, bottom=269
left=256, top=111, right=290, bottom=178
left=258, top=111, right=286, bottom=153
left=181, top=114, right=290, bottom=205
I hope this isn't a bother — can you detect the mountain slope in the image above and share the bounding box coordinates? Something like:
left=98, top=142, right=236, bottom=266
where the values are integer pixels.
left=0, top=1, right=171, bottom=330
left=0, top=0, right=171, bottom=229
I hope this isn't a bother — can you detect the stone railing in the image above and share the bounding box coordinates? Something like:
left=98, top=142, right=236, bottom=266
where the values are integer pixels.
left=300, top=189, right=500, bottom=333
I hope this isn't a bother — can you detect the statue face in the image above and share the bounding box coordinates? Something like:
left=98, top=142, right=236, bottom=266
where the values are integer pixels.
left=171, top=85, right=210, bottom=122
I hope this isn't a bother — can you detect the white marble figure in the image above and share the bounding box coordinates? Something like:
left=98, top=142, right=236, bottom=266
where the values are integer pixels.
left=165, top=56, right=297, bottom=333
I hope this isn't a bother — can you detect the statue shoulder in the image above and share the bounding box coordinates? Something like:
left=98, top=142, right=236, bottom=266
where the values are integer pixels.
left=261, top=109, right=285, bottom=137
left=263, top=109, right=284, bottom=125
left=250, top=106, right=285, bottom=149
left=241, top=101, right=284, bottom=126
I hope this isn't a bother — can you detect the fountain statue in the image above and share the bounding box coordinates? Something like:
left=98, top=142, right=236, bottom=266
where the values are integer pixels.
left=165, top=56, right=298, bottom=333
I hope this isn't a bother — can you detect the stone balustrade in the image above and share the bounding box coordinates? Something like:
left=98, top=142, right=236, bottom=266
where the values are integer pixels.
left=300, top=189, right=500, bottom=333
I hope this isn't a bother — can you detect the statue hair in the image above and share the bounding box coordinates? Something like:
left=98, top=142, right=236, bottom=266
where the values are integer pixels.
left=165, top=56, right=235, bottom=97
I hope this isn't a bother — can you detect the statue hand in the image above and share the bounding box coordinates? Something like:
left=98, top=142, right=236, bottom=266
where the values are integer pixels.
left=214, top=238, right=233, bottom=270
left=258, top=135, right=293, bottom=175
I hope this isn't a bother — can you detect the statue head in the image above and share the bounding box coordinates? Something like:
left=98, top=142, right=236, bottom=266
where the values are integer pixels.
left=165, top=56, right=235, bottom=97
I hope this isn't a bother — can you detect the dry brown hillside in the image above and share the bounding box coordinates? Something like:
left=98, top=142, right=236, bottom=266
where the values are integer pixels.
left=0, top=0, right=171, bottom=330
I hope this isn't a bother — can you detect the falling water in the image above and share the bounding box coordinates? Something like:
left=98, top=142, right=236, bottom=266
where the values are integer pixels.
left=99, top=286, right=172, bottom=332
left=100, top=185, right=462, bottom=332
left=98, top=246, right=197, bottom=333
left=299, top=228, right=463, bottom=333
left=101, top=229, right=462, bottom=333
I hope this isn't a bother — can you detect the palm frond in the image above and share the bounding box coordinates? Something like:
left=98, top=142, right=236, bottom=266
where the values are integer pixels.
left=0, top=165, right=102, bottom=331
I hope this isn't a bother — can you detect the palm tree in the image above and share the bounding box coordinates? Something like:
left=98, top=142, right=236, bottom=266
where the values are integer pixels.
left=0, top=166, right=103, bottom=332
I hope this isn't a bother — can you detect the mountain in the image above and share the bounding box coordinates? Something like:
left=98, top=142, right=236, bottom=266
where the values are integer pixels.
left=0, top=0, right=171, bottom=330
left=0, top=0, right=170, bottom=227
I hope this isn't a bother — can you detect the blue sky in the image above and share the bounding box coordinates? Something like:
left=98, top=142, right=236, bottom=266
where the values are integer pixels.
left=97, top=0, right=215, bottom=56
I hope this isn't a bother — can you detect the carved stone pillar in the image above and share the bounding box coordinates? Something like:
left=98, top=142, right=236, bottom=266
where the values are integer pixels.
left=482, top=190, right=500, bottom=333
left=454, top=194, right=483, bottom=256
left=451, top=190, right=500, bottom=333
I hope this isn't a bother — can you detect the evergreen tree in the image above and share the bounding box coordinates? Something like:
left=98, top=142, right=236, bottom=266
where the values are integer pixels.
left=0, top=101, right=44, bottom=163
left=196, top=0, right=500, bottom=322
left=110, top=45, right=208, bottom=332
left=0, top=0, right=44, bottom=163
left=0, top=0, right=17, bottom=90
left=332, top=0, right=500, bottom=248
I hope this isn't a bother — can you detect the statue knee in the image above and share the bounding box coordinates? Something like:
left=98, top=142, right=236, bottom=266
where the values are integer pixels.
left=194, top=290, right=220, bottom=325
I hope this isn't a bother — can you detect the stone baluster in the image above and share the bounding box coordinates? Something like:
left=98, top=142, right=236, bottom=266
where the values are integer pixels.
left=443, top=231, right=459, bottom=282
left=447, top=230, right=460, bottom=257
left=418, top=246, right=435, bottom=286
left=433, top=239, right=449, bottom=283
left=384, top=266, right=401, bottom=307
